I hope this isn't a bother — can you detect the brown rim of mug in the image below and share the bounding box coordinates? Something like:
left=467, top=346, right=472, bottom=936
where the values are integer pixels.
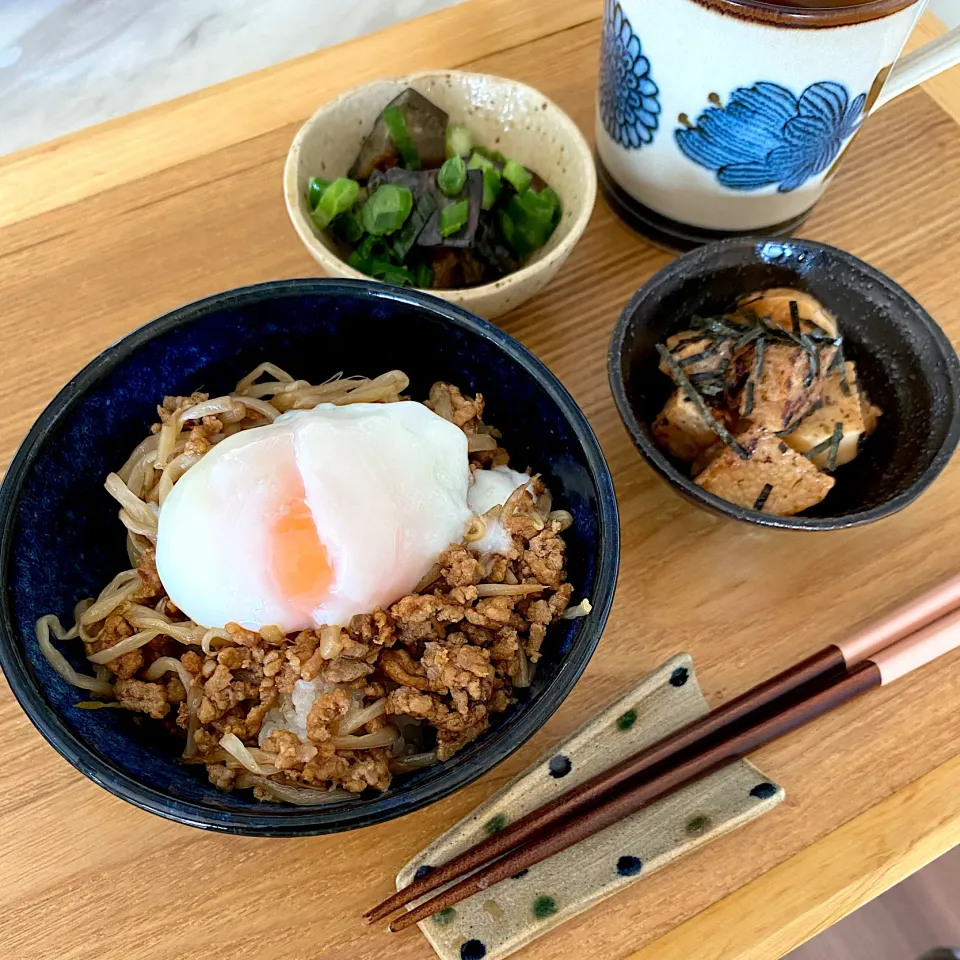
left=690, top=0, right=919, bottom=28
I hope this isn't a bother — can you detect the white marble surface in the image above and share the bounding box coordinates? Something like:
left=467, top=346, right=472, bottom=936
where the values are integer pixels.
left=0, top=0, right=958, bottom=157
left=0, top=0, right=465, bottom=155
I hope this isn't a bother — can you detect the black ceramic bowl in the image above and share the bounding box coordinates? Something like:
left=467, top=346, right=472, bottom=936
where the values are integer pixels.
left=609, top=238, right=960, bottom=530
left=0, top=279, right=619, bottom=835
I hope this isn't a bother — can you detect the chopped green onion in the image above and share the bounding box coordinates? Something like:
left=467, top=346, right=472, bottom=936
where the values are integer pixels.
left=515, top=187, right=559, bottom=226
left=369, top=259, right=417, bottom=287
left=538, top=187, right=562, bottom=224
left=311, top=177, right=359, bottom=229
left=480, top=166, right=501, bottom=210
left=500, top=189, right=559, bottom=258
left=445, top=124, right=473, bottom=158
left=332, top=209, right=364, bottom=245
left=469, top=153, right=502, bottom=209
left=439, top=199, right=470, bottom=237
left=415, top=263, right=434, bottom=288
left=392, top=192, right=437, bottom=261
left=468, top=151, right=494, bottom=172
left=472, top=145, right=506, bottom=164
left=382, top=106, right=421, bottom=170
left=502, top=158, right=533, bottom=193
left=347, top=234, right=388, bottom=273
left=437, top=155, right=467, bottom=197
left=308, top=176, right=330, bottom=211
left=362, top=184, right=414, bottom=236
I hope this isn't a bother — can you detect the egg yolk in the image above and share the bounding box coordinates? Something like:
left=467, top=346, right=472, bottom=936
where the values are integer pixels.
left=271, top=488, right=332, bottom=613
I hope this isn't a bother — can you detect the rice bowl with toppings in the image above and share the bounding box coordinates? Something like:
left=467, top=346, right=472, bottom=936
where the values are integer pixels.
left=0, top=278, right=619, bottom=834
left=36, top=366, right=589, bottom=804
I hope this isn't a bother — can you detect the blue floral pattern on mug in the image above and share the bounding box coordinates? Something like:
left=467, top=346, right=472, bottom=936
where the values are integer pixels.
left=599, top=0, right=660, bottom=149
left=675, top=81, right=867, bottom=192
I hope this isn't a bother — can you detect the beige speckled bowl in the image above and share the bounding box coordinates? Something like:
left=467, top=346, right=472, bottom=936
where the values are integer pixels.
left=283, top=71, right=596, bottom=320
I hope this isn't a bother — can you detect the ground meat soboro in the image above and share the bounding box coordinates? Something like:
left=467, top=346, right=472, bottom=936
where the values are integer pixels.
left=96, top=383, right=579, bottom=802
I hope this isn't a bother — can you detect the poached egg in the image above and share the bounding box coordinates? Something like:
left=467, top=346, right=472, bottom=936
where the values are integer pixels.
left=155, top=402, right=472, bottom=632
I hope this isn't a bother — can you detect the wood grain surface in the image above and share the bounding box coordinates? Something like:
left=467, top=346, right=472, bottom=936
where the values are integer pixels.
left=2, top=4, right=960, bottom=960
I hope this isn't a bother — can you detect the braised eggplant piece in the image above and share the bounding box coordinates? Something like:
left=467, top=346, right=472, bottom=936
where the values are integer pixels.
left=418, top=169, right=483, bottom=248
left=349, top=89, right=449, bottom=180
left=652, top=289, right=882, bottom=517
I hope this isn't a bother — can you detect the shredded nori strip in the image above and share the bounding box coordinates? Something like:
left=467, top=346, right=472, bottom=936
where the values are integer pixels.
left=827, top=336, right=845, bottom=374
left=800, top=333, right=819, bottom=386
left=803, top=434, right=835, bottom=460
left=670, top=333, right=710, bottom=352
left=825, top=335, right=852, bottom=394
left=678, top=344, right=722, bottom=366
left=692, top=315, right=747, bottom=339
left=803, top=421, right=844, bottom=465
left=742, top=379, right=755, bottom=417
left=753, top=483, right=773, bottom=512
left=656, top=343, right=750, bottom=459
left=825, top=421, right=844, bottom=471
left=776, top=398, right=825, bottom=436
left=734, top=325, right=763, bottom=352
left=755, top=337, right=767, bottom=380
left=789, top=300, right=801, bottom=336
left=688, top=373, right=728, bottom=399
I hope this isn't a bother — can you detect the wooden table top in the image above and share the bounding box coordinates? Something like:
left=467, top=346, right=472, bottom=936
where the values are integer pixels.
left=3, top=4, right=960, bottom=959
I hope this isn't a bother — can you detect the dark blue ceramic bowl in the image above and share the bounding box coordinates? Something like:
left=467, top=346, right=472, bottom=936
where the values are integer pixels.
left=0, top=279, right=619, bottom=836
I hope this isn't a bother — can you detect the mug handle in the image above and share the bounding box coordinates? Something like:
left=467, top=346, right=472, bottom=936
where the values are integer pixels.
left=875, top=24, right=960, bottom=109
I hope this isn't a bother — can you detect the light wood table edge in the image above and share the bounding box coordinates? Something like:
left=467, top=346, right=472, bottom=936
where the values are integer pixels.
left=626, top=749, right=960, bottom=960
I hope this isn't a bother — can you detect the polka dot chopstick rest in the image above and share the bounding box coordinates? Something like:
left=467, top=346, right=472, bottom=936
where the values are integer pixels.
left=397, top=654, right=784, bottom=960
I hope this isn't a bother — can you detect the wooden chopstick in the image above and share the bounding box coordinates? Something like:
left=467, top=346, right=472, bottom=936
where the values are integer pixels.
left=388, top=603, right=960, bottom=932
left=366, top=572, right=960, bottom=926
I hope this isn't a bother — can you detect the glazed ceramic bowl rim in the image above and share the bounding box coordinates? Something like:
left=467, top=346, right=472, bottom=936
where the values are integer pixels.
left=0, top=278, right=620, bottom=835
left=283, top=70, right=597, bottom=299
left=608, top=237, right=960, bottom=531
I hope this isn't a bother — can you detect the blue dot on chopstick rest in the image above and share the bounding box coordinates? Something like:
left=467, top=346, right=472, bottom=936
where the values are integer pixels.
left=616, top=855, right=643, bottom=877
left=750, top=782, right=777, bottom=799
left=461, top=939, right=487, bottom=960
left=669, top=667, right=689, bottom=687
left=548, top=755, right=572, bottom=778
left=414, top=865, right=434, bottom=882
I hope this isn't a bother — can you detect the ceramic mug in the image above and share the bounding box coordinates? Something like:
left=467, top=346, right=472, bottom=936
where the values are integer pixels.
left=595, top=0, right=960, bottom=247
